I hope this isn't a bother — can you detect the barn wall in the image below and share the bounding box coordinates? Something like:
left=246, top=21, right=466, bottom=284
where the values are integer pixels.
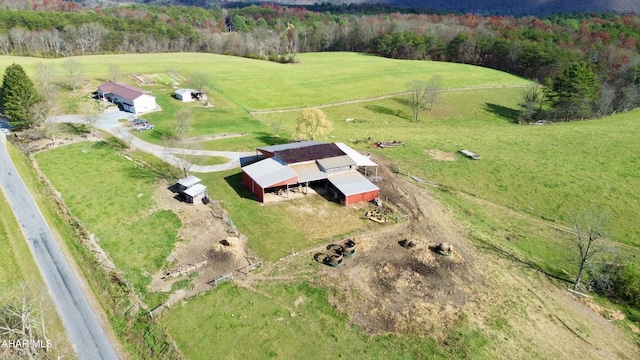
left=242, top=172, right=265, bottom=202
left=344, top=190, right=379, bottom=205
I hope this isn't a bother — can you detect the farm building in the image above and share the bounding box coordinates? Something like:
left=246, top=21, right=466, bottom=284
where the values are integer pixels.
left=242, top=142, right=379, bottom=205
left=97, top=82, right=157, bottom=114
left=176, top=175, right=207, bottom=204
left=174, top=88, right=195, bottom=102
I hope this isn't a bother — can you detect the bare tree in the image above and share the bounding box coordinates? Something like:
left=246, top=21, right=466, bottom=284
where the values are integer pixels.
left=121, top=129, right=135, bottom=153
left=76, top=22, right=108, bottom=54
left=174, top=109, right=193, bottom=142
left=8, top=27, right=27, bottom=54
left=107, top=63, right=122, bottom=83
left=34, top=62, right=57, bottom=100
left=171, top=143, right=195, bottom=178
left=187, top=71, right=211, bottom=93
left=270, top=120, right=285, bottom=137
left=572, top=207, right=609, bottom=290
left=78, top=99, right=102, bottom=133
left=45, top=28, right=64, bottom=57
left=407, top=80, right=429, bottom=122
left=0, top=33, right=10, bottom=55
left=28, top=101, right=51, bottom=130
left=425, top=75, right=443, bottom=112
left=62, top=59, right=84, bottom=91
left=0, top=284, right=63, bottom=359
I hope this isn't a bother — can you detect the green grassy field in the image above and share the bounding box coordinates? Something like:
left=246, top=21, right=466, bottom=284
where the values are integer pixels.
left=34, top=141, right=182, bottom=304
left=1, top=52, right=532, bottom=111
left=198, top=169, right=373, bottom=261
left=0, top=186, right=39, bottom=286
left=161, top=282, right=488, bottom=360
left=255, top=88, right=640, bottom=249
left=18, top=52, right=640, bottom=358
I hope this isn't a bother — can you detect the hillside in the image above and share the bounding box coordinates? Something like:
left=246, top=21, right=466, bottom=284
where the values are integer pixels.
left=149, top=0, right=639, bottom=16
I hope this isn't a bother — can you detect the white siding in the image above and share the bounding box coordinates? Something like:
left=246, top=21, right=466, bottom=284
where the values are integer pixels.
left=132, top=94, right=157, bottom=113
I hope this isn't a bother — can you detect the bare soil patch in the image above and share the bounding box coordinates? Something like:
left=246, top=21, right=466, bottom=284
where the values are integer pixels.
left=313, top=161, right=480, bottom=336
left=148, top=181, right=253, bottom=307
left=426, top=148, right=457, bottom=162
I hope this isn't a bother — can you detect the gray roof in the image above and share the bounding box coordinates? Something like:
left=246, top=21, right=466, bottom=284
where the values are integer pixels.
left=288, top=162, right=327, bottom=183
left=184, top=183, right=207, bottom=197
left=317, top=155, right=356, bottom=170
left=98, top=82, right=151, bottom=102
left=328, top=171, right=379, bottom=196
left=258, top=141, right=325, bottom=154
left=243, top=158, right=298, bottom=188
left=177, top=175, right=201, bottom=188
left=335, top=143, right=378, bottom=167
left=175, top=88, right=195, bottom=96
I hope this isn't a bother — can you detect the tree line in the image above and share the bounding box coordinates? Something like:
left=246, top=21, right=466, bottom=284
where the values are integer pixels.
left=0, top=5, right=639, bottom=118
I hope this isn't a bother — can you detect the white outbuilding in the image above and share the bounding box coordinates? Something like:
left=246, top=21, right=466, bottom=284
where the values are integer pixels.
left=97, top=82, right=157, bottom=114
left=174, top=88, right=195, bottom=102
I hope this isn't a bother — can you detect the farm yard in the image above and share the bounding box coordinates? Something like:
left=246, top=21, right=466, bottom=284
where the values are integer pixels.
left=4, top=52, right=639, bottom=359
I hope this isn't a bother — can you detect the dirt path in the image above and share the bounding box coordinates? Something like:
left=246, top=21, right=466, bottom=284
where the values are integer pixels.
left=251, top=85, right=531, bottom=115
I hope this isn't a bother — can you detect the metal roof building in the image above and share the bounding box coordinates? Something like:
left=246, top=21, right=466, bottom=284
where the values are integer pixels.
left=242, top=141, right=379, bottom=205
left=175, top=175, right=207, bottom=204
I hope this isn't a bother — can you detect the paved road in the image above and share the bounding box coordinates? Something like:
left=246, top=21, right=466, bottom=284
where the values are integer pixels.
left=52, top=112, right=255, bottom=172
left=0, top=133, right=118, bottom=360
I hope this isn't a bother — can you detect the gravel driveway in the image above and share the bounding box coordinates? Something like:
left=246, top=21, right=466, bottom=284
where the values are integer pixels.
left=51, top=111, right=255, bottom=172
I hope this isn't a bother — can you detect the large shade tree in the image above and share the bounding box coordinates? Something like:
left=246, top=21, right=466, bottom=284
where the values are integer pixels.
left=2, top=63, right=43, bottom=129
left=295, top=108, right=332, bottom=140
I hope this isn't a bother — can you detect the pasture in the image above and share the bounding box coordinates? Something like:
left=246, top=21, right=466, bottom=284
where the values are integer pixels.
left=14, top=52, right=639, bottom=358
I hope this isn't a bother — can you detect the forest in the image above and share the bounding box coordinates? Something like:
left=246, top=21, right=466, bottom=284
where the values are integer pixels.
left=0, top=2, right=639, bottom=119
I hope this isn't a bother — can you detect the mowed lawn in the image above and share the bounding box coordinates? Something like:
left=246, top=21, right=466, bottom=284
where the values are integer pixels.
left=35, top=141, right=182, bottom=300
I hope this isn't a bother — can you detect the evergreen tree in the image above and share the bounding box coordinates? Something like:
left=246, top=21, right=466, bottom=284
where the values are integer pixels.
left=2, top=63, right=43, bottom=129
left=549, top=62, right=600, bottom=121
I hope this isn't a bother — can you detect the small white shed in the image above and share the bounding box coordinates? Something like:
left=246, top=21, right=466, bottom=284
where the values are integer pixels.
left=175, top=88, right=195, bottom=102
left=176, top=175, right=207, bottom=204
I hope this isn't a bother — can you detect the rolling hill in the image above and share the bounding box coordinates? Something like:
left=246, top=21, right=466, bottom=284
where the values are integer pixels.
left=140, top=0, right=640, bottom=16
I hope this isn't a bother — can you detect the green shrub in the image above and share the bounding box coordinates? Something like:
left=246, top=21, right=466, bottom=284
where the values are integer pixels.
left=614, top=263, right=640, bottom=308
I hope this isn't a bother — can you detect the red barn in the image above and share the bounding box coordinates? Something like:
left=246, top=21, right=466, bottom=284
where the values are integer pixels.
left=242, top=141, right=379, bottom=205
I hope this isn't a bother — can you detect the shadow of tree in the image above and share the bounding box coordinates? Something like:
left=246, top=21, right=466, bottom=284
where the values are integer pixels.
left=254, top=131, right=290, bottom=146
left=364, top=104, right=409, bottom=120
left=483, top=103, right=520, bottom=124
left=473, top=235, right=573, bottom=284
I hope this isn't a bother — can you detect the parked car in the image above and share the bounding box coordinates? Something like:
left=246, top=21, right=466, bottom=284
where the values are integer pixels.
left=136, top=124, right=155, bottom=131
left=133, top=118, right=148, bottom=125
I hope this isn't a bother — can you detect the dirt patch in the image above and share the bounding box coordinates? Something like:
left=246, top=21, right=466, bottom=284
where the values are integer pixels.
left=309, top=161, right=481, bottom=336
left=148, top=180, right=254, bottom=307
left=426, top=149, right=457, bottom=162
